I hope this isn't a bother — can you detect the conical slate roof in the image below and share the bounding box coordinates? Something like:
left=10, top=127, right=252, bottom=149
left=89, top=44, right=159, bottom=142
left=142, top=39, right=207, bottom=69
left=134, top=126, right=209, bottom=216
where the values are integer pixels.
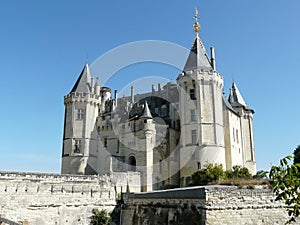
left=228, top=82, right=254, bottom=113
left=140, top=101, right=153, bottom=119
left=228, top=82, right=247, bottom=107
left=70, top=63, right=92, bottom=93
left=183, top=34, right=212, bottom=72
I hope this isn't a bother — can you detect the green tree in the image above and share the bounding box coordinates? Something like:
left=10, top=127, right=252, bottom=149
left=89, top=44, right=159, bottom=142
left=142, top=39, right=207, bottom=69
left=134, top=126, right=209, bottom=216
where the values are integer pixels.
left=226, top=165, right=252, bottom=179
left=90, top=209, right=110, bottom=225
left=253, top=170, right=268, bottom=179
left=189, top=163, right=224, bottom=186
left=293, top=145, right=300, bottom=164
left=269, top=156, right=300, bottom=224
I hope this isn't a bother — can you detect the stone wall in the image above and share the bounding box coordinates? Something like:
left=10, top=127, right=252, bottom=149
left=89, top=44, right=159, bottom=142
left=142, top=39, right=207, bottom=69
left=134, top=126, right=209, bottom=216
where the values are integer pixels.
left=121, top=186, right=294, bottom=225
left=0, top=172, right=116, bottom=225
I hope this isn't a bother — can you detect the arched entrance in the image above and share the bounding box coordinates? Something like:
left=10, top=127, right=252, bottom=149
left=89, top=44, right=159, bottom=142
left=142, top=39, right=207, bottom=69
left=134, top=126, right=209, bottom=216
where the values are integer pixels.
left=128, top=155, right=136, bottom=171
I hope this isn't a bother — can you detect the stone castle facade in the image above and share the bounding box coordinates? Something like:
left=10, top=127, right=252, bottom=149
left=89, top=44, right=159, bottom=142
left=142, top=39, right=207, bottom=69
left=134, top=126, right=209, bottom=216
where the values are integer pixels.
left=61, top=16, right=256, bottom=192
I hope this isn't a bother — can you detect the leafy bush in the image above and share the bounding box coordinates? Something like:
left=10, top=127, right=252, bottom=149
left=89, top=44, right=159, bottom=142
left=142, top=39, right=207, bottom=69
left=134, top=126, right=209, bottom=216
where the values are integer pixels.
left=253, top=170, right=268, bottom=179
left=226, top=165, right=252, bottom=179
left=293, top=145, right=300, bottom=164
left=270, top=156, right=300, bottom=224
left=189, top=163, right=225, bottom=186
left=90, top=209, right=110, bottom=225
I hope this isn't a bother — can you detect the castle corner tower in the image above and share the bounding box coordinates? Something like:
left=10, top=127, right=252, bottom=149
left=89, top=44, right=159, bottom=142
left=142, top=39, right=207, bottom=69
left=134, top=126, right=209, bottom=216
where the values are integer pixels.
left=61, top=63, right=101, bottom=175
left=177, top=10, right=226, bottom=186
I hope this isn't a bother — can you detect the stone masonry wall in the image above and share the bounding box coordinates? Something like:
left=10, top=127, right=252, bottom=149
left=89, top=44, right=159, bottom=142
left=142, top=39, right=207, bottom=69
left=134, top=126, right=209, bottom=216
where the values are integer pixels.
left=122, top=186, right=294, bottom=225
left=0, top=172, right=116, bottom=225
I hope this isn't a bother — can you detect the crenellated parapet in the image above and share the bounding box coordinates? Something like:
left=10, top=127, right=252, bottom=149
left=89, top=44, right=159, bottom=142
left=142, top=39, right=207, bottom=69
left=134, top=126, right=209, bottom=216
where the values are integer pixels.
left=64, top=92, right=101, bottom=106
left=178, top=68, right=224, bottom=89
left=0, top=171, right=117, bottom=224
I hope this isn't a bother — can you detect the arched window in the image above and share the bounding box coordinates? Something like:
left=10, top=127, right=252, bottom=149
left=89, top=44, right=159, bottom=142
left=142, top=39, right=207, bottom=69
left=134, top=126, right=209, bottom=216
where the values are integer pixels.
left=128, top=156, right=136, bottom=171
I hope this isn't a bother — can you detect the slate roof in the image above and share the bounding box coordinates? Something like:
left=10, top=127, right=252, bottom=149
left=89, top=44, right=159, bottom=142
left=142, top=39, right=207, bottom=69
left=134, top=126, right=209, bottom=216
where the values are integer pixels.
left=183, top=34, right=212, bottom=72
left=140, top=101, right=153, bottom=119
left=228, top=82, right=254, bottom=113
left=70, top=63, right=92, bottom=93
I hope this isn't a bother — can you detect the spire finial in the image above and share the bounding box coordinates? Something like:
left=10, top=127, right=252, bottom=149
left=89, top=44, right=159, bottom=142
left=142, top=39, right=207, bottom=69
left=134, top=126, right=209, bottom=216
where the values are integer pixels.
left=86, top=53, right=89, bottom=65
left=193, top=7, right=200, bottom=35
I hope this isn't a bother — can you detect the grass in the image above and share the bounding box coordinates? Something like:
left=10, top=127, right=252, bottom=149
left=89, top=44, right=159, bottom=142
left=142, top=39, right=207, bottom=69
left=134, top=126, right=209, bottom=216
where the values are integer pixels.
left=210, top=178, right=272, bottom=189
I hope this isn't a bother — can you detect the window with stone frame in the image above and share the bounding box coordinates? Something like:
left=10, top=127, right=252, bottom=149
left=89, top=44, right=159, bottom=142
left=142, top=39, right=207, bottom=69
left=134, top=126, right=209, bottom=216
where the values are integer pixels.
left=191, top=109, right=196, bottom=121
left=191, top=129, right=197, bottom=144
left=74, top=139, right=81, bottom=153
left=77, top=109, right=84, bottom=120
left=190, top=88, right=196, bottom=100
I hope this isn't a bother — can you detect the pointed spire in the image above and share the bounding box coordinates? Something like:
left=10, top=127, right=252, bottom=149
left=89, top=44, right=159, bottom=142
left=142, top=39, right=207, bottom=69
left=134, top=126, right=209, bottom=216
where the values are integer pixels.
left=228, top=82, right=247, bottom=107
left=70, top=62, right=92, bottom=93
left=140, top=101, right=152, bottom=119
left=183, top=9, right=212, bottom=72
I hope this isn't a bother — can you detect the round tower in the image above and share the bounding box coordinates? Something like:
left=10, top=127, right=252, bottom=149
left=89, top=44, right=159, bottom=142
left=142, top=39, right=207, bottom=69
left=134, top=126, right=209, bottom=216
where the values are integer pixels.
left=61, top=63, right=101, bottom=175
left=177, top=11, right=226, bottom=186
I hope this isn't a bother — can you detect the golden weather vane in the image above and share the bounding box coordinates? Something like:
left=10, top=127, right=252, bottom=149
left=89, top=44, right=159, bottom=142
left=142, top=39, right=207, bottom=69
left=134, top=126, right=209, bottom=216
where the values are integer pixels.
left=193, top=7, right=200, bottom=34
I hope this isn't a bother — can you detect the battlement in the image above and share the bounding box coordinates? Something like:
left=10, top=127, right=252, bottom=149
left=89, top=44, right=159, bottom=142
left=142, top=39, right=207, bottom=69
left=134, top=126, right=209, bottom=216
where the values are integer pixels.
left=0, top=171, right=113, bottom=194
left=64, top=92, right=101, bottom=105
left=0, top=171, right=116, bottom=224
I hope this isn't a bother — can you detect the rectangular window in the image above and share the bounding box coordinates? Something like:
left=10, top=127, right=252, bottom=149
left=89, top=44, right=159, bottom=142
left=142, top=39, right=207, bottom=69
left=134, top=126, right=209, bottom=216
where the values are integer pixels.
left=233, top=128, right=235, bottom=142
left=191, top=109, right=196, bottom=121
left=197, top=162, right=201, bottom=170
left=74, top=140, right=81, bottom=153
left=77, top=109, right=84, bottom=120
left=191, top=130, right=197, bottom=144
left=190, top=89, right=196, bottom=100
left=104, top=138, right=108, bottom=148
left=159, top=160, right=162, bottom=174
left=236, top=129, right=239, bottom=144
left=161, top=105, right=167, bottom=117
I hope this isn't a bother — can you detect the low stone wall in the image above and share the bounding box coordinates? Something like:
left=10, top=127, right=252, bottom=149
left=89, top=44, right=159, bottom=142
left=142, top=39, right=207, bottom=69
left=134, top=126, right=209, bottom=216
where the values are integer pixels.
left=122, top=186, right=293, bottom=225
left=0, top=172, right=116, bottom=225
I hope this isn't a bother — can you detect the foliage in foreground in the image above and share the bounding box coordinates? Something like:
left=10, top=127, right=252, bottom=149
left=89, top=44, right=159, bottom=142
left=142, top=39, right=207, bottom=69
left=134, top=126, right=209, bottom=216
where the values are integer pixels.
left=90, top=209, right=110, bottom=225
left=269, top=156, right=300, bottom=224
left=189, top=163, right=225, bottom=186
left=293, top=145, right=300, bottom=165
left=226, top=165, right=252, bottom=179
left=188, top=164, right=259, bottom=187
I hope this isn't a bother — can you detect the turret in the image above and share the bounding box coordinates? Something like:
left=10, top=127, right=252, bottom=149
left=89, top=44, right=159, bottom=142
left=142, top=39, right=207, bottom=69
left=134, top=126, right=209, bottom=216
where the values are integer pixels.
left=177, top=9, right=226, bottom=186
left=61, top=62, right=101, bottom=175
left=228, top=82, right=256, bottom=174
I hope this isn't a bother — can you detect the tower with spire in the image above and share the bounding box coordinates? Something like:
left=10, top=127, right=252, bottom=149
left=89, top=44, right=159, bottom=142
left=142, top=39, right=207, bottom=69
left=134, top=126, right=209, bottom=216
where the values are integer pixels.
left=177, top=9, right=226, bottom=186
left=61, top=8, right=256, bottom=191
left=61, top=62, right=101, bottom=175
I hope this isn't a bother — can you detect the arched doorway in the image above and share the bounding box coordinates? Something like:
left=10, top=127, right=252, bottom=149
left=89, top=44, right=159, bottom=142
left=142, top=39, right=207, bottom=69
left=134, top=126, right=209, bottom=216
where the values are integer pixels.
left=128, top=156, right=136, bottom=171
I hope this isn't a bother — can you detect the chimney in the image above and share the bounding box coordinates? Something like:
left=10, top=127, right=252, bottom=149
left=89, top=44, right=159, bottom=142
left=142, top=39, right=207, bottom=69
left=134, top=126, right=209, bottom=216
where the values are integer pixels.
left=152, top=84, right=155, bottom=94
left=158, top=83, right=162, bottom=95
left=91, top=77, right=94, bottom=93
left=114, top=90, right=118, bottom=107
left=131, top=86, right=134, bottom=104
left=210, top=47, right=216, bottom=70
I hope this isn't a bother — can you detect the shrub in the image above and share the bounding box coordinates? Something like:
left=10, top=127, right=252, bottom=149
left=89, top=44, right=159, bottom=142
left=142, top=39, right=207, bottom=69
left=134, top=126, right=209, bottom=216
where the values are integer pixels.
left=189, top=163, right=225, bottom=186
left=90, top=209, right=110, bottom=225
left=226, top=166, right=252, bottom=179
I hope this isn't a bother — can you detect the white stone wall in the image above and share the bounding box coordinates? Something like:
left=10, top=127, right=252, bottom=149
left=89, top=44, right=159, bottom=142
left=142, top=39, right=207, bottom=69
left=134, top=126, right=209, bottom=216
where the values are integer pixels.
left=225, top=110, right=244, bottom=170
left=0, top=172, right=115, bottom=225
left=122, top=186, right=295, bottom=225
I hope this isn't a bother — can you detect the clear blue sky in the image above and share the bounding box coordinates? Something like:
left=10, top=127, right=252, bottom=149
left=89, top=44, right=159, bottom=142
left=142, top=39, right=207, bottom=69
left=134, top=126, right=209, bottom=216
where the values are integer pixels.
left=0, top=0, right=299, bottom=173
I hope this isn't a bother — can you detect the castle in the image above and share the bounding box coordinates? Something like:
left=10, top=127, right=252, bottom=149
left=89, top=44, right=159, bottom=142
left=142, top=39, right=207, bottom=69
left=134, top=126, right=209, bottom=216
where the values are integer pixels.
left=61, top=12, right=256, bottom=192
